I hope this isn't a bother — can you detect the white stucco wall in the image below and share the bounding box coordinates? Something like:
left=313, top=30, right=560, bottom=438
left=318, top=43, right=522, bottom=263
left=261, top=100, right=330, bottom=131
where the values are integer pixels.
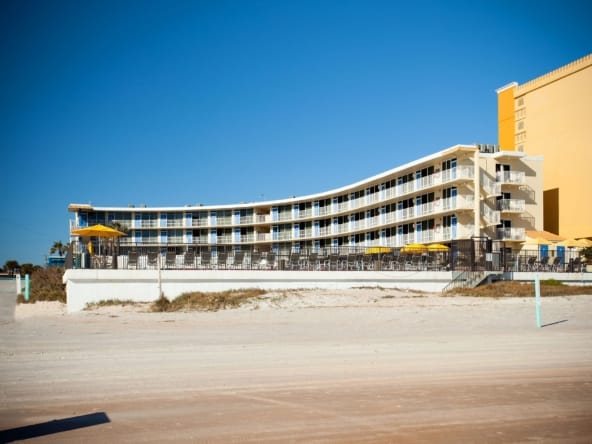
left=63, top=269, right=454, bottom=313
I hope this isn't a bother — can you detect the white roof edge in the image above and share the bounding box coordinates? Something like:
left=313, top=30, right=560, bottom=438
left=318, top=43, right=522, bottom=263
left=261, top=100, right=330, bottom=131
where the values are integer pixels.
left=495, top=82, right=518, bottom=94
left=68, top=144, right=478, bottom=212
left=490, top=150, right=525, bottom=159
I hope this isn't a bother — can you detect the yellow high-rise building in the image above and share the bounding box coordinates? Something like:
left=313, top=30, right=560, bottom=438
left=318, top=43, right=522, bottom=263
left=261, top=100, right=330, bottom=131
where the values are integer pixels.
left=496, top=54, right=592, bottom=239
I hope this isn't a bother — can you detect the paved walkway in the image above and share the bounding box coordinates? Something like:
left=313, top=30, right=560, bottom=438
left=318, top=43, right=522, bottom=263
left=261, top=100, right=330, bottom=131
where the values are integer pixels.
left=0, top=279, right=17, bottom=323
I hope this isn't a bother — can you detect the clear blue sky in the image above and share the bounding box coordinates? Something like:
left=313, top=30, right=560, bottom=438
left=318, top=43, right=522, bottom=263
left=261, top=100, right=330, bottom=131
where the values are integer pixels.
left=1, top=0, right=590, bottom=266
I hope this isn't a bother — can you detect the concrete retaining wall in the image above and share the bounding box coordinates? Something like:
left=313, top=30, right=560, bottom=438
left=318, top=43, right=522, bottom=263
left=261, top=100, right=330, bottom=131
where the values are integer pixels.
left=63, top=269, right=592, bottom=313
left=63, top=269, right=454, bottom=313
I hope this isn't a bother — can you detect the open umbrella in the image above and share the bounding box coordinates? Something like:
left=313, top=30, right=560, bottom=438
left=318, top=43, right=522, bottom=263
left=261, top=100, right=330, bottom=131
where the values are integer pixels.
left=71, top=224, right=126, bottom=258
left=401, top=243, right=427, bottom=254
left=522, top=237, right=551, bottom=246
left=556, top=238, right=584, bottom=248
left=364, top=246, right=392, bottom=255
left=576, top=238, right=592, bottom=247
left=71, top=224, right=126, bottom=237
left=427, top=243, right=449, bottom=252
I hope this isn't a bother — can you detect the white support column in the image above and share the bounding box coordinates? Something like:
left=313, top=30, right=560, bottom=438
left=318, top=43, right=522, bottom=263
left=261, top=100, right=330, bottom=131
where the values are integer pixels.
left=474, top=150, right=481, bottom=237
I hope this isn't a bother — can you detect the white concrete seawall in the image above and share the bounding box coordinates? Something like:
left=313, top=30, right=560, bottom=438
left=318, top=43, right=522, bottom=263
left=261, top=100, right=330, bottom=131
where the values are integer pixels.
left=63, top=269, right=455, bottom=312
left=63, top=269, right=592, bottom=313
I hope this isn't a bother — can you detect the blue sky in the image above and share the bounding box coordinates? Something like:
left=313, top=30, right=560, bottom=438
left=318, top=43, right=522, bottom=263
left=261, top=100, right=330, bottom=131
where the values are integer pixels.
left=1, top=0, right=590, bottom=266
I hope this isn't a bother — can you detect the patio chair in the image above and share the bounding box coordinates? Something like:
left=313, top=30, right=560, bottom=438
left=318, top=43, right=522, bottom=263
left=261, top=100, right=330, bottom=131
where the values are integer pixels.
left=165, top=251, right=177, bottom=269
left=288, top=253, right=300, bottom=270
left=571, top=257, right=583, bottom=272
left=550, top=256, right=562, bottom=272
left=127, top=251, right=138, bottom=269
left=394, top=255, right=406, bottom=271
left=526, top=256, right=537, bottom=271
left=183, top=250, right=195, bottom=268
left=199, top=251, right=211, bottom=269
left=249, top=252, right=261, bottom=269
left=232, top=251, right=245, bottom=269
left=345, top=254, right=357, bottom=270
left=147, top=251, right=159, bottom=269
left=216, top=251, right=227, bottom=269
left=265, top=253, right=276, bottom=269
left=306, top=253, right=319, bottom=270
left=328, top=254, right=340, bottom=270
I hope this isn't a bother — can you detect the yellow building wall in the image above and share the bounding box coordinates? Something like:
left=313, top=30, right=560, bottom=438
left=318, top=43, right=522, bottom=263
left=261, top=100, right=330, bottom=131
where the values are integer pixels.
left=497, top=85, right=516, bottom=151
left=512, top=55, right=592, bottom=239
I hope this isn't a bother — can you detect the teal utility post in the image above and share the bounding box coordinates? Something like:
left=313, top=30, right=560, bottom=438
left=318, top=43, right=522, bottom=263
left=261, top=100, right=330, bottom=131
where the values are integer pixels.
left=534, top=273, right=541, bottom=328
left=25, top=274, right=30, bottom=302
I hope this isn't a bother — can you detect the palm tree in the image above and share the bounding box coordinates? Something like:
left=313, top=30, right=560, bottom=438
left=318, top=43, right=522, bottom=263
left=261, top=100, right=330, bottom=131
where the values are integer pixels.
left=108, top=221, right=128, bottom=234
left=50, top=241, right=69, bottom=257
left=108, top=222, right=129, bottom=258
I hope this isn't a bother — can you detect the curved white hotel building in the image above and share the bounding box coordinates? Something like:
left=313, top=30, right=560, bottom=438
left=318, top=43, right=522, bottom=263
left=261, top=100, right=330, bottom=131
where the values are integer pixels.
left=68, top=144, right=543, bottom=259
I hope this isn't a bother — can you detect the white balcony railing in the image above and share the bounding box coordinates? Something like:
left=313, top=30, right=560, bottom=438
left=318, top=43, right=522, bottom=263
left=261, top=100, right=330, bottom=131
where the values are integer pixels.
left=497, top=170, right=525, bottom=185
left=496, top=227, right=525, bottom=241
left=481, top=203, right=501, bottom=226
left=481, top=174, right=501, bottom=197
left=497, top=199, right=525, bottom=212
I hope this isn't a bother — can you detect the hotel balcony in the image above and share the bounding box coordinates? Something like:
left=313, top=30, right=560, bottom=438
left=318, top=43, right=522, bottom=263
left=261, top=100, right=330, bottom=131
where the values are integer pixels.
left=481, top=203, right=500, bottom=226
left=481, top=174, right=501, bottom=197
left=496, top=227, right=525, bottom=242
left=497, top=170, right=525, bottom=185
left=496, top=198, right=525, bottom=213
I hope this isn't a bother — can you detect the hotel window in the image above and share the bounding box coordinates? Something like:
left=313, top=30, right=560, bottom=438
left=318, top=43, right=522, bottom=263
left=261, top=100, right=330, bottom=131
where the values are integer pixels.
left=515, top=132, right=526, bottom=143
left=166, top=212, right=183, bottom=227
left=352, top=189, right=365, bottom=200
left=517, top=121, right=524, bottom=131
left=516, top=97, right=524, bottom=107
left=442, top=158, right=456, bottom=170
left=419, top=219, right=435, bottom=231
left=399, top=223, right=415, bottom=234
left=398, top=173, right=414, bottom=183
left=417, top=166, right=434, bottom=177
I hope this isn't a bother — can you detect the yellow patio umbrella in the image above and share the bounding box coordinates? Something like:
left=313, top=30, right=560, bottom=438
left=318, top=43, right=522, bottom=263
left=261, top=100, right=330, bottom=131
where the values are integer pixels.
left=364, top=246, right=392, bottom=255
left=427, top=243, right=449, bottom=252
left=555, top=238, right=586, bottom=248
left=576, top=238, right=592, bottom=247
left=71, top=224, right=126, bottom=237
left=401, top=243, right=427, bottom=254
left=522, top=237, right=551, bottom=246
left=72, top=224, right=126, bottom=256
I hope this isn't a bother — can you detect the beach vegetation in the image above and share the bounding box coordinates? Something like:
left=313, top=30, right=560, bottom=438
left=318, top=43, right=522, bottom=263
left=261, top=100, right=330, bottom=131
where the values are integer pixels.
left=150, top=288, right=267, bottom=312
left=17, top=266, right=66, bottom=303
left=446, top=280, right=592, bottom=298
left=85, top=299, right=138, bottom=309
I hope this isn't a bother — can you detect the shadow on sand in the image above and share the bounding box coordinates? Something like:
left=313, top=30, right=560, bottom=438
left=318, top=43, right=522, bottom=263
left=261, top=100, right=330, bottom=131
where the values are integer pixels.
left=541, top=319, right=568, bottom=328
left=0, top=412, right=110, bottom=442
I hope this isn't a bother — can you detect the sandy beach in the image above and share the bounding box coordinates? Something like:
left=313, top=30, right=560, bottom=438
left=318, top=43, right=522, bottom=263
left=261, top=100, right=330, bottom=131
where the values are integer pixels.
left=1, top=288, right=591, bottom=443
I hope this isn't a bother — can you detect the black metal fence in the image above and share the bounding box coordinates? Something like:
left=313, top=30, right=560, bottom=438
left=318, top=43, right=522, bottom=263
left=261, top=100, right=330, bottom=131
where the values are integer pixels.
left=67, top=238, right=588, bottom=273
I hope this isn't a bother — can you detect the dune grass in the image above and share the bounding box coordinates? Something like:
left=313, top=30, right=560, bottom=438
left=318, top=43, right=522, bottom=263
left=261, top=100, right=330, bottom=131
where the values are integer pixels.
left=151, top=288, right=268, bottom=312
left=446, top=280, right=592, bottom=298
left=85, top=299, right=139, bottom=310
left=17, top=267, right=66, bottom=304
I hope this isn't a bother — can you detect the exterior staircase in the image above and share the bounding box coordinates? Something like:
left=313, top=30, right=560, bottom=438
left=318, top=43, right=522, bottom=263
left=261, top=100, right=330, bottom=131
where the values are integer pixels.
left=442, top=270, right=502, bottom=293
